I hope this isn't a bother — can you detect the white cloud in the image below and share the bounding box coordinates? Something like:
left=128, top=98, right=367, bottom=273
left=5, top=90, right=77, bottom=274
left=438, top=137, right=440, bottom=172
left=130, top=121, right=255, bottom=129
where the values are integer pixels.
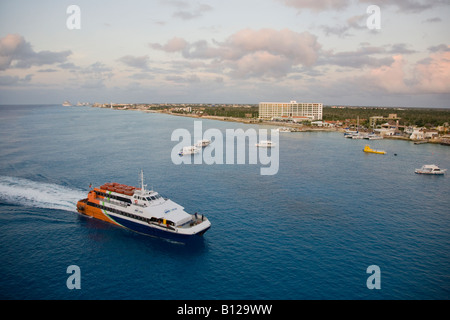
left=355, top=47, right=450, bottom=95
left=118, top=55, right=150, bottom=70
left=151, top=28, right=321, bottom=79
left=0, top=34, right=71, bottom=71
left=277, top=0, right=351, bottom=11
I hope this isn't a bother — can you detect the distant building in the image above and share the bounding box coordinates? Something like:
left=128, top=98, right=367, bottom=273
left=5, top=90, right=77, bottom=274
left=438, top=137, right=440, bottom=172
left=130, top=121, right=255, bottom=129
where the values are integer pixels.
left=259, top=101, right=323, bottom=121
left=369, top=114, right=400, bottom=128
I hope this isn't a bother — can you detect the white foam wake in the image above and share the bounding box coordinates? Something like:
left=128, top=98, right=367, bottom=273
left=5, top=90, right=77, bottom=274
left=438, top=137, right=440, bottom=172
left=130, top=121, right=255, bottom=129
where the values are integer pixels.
left=0, top=176, right=86, bottom=212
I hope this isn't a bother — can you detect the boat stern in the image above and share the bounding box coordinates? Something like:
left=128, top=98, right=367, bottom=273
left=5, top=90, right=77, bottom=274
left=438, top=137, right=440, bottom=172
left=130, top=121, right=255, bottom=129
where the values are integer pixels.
left=176, top=214, right=211, bottom=236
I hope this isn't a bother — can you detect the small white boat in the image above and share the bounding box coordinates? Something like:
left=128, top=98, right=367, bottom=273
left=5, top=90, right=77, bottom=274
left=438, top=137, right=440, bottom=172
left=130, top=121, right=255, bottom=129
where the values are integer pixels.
left=256, top=140, right=275, bottom=147
left=351, top=133, right=365, bottom=139
left=415, top=165, right=447, bottom=175
left=179, top=146, right=199, bottom=156
left=277, top=127, right=292, bottom=133
left=344, top=130, right=358, bottom=137
left=195, top=139, right=211, bottom=147
left=365, top=133, right=383, bottom=140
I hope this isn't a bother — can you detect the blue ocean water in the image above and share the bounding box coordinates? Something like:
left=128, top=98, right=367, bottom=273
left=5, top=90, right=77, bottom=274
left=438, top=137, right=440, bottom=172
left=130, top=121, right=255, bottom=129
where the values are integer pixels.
left=0, top=104, right=449, bottom=300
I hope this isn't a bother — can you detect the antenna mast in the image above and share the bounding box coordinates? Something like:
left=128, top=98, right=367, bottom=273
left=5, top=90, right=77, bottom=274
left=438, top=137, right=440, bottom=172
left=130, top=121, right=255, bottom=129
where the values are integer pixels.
left=140, top=169, right=147, bottom=194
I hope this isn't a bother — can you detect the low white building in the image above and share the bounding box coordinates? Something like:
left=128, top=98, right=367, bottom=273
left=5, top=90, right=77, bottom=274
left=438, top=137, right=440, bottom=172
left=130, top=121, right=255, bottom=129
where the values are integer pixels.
left=410, top=128, right=424, bottom=140
left=374, top=128, right=396, bottom=136
left=424, top=131, right=439, bottom=139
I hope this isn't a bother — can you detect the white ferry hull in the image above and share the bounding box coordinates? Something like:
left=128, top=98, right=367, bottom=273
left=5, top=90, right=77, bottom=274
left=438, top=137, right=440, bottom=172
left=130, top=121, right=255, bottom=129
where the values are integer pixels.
left=102, top=211, right=211, bottom=239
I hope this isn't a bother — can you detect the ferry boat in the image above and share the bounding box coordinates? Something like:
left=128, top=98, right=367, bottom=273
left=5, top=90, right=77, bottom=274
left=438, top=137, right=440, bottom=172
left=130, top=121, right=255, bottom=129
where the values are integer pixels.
left=415, top=164, right=447, bottom=175
left=76, top=171, right=211, bottom=240
left=363, top=145, right=386, bottom=154
left=256, top=140, right=275, bottom=147
left=62, top=101, right=72, bottom=107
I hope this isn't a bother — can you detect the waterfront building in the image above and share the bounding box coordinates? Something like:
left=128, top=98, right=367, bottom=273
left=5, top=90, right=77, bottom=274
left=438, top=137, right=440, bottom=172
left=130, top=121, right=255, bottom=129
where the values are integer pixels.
left=259, top=101, right=323, bottom=121
left=369, top=114, right=400, bottom=128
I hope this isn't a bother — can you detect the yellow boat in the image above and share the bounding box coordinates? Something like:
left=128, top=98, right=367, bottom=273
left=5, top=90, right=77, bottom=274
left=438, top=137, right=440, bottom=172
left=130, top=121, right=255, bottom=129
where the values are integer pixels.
left=363, top=145, right=386, bottom=154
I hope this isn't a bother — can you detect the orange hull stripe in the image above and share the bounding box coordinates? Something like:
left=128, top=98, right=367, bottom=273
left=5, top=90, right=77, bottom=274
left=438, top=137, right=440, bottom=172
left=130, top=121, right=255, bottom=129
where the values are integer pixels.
left=83, top=204, right=121, bottom=226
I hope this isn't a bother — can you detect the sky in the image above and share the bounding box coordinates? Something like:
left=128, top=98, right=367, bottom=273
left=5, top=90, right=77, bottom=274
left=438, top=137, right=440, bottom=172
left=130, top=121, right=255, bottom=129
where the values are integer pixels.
left=0, top=0, right=449, bottom=107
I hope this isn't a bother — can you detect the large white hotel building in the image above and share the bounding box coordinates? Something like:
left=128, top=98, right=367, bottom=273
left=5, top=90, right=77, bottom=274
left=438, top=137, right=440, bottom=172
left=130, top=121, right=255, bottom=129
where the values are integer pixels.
left=259, top=101, right=323, bottom=121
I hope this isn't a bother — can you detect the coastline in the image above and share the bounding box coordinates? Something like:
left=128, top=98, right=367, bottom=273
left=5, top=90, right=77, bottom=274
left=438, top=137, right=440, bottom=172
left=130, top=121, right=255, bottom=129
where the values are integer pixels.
left=92, top=104, right=449, bottom=145
left=146, top=108, right=341, bottom=132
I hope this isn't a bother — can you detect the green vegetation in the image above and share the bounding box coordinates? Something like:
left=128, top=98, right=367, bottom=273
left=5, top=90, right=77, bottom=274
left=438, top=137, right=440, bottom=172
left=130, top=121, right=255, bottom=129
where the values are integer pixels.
left=138, top=103, right=450, bottom=128
left=173, top=105, right=259, bottom=119
left=322, top=106, right=450, bottom=127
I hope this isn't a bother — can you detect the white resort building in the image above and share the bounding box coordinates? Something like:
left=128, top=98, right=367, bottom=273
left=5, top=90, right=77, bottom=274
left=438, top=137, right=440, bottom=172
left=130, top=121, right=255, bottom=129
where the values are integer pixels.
left=259, top=101, right=323, bottom=121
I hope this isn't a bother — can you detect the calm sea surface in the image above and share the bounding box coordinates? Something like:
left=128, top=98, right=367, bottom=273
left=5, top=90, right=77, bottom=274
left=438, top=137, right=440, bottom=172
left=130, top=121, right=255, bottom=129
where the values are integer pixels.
left=0, top=104, right=449, bottom=300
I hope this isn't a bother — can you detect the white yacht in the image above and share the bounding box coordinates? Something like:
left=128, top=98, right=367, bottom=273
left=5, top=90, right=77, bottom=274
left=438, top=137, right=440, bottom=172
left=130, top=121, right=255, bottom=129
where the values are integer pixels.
left=179, top=146, right=200, bottom=156
left=415, top=165, right=447, bottom=175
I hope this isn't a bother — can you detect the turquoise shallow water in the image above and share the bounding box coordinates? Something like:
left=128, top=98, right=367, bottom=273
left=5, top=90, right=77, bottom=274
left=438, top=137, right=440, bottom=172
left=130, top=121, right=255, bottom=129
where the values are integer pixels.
left=0, top=105, right=449, bottom=299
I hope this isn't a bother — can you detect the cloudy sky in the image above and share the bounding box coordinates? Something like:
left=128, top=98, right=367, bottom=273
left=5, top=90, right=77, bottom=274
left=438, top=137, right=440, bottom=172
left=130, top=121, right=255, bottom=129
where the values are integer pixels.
left=0, top=0, right=449, bottom=107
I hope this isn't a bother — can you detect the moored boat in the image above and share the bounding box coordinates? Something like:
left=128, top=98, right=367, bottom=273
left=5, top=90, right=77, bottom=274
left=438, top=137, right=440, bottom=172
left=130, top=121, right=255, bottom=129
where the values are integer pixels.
left=256, top=140, right=275, bottom=147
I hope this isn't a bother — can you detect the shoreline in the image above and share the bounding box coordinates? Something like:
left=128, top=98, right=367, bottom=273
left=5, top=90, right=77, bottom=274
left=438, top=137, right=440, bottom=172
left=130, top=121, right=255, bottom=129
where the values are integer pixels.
left=95, top=105, right=449, bottom=145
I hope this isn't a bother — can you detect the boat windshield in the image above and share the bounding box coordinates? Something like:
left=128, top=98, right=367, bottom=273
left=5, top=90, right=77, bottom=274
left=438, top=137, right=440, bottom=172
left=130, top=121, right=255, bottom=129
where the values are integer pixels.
left=146, top=194, right=162, bottom=201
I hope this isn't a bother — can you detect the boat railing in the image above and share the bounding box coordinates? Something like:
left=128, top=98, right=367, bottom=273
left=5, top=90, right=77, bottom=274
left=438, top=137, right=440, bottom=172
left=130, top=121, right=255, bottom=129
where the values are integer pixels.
left=177, top=213, right=207, bottom=229
left=192, top=213, right=206, bottom=225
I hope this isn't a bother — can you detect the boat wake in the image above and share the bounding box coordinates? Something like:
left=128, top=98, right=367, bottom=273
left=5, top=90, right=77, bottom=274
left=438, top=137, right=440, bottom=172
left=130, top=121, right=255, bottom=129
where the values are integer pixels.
left=0, top=176, right=86, bottom=213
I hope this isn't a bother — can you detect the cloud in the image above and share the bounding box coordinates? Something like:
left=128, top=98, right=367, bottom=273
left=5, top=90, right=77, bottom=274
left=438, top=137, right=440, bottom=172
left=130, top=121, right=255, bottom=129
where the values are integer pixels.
left=422, top=17, right=442, bottom=23
left=161, top=0, right=213, bottom=20
left=357, top=46, right=450, bottom=95
left=320, top=14, right=366, bottom=37
left=150, top=37, right=188, bottom=52
left=0, top=34, right=71, bottom=71
left=71, top=62, right=113, bottom=90
left=279, top=0, right=449, bottom=13
left=0, top=74, right=33, bottom=86
left=165, top=74, right=201, bottom=83
left=151, top=28, right=321, bottom=79
left=428, top=44, right=450, bottom=53
left=364, top=55, right=410, bottom=93
left=319, top=43, right=417, bottom=69
left=359, top=0, right=450, bottom=13
left=277, top=0, right=350, bottom=11
left=413, top=47, right=450, bottom=93
left=118, top=55, right=150, bottom=70
left=173, top=4, right=213, bottom=20
left=387, top=43, right=417, bottom=55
